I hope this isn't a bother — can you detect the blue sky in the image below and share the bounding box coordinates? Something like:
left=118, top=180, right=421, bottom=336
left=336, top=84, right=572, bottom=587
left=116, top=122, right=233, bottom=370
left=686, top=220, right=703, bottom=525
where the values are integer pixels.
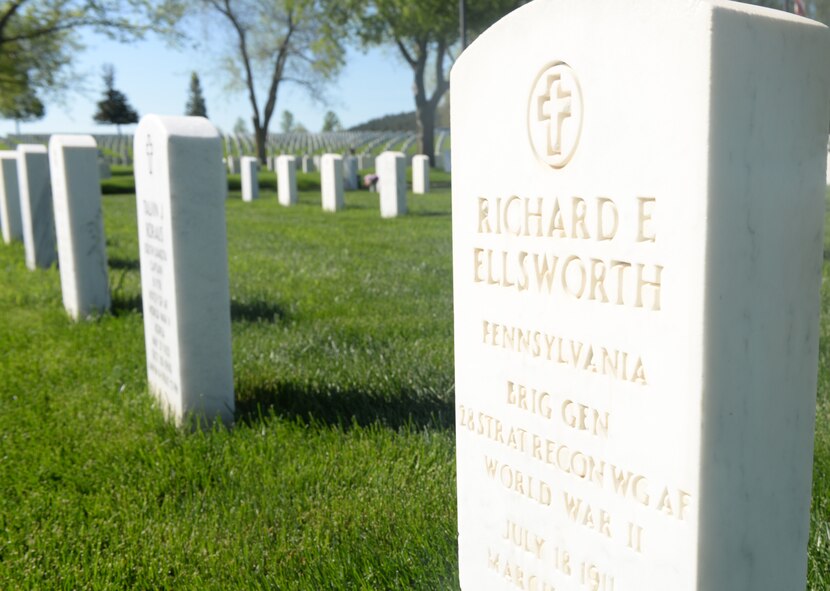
left=2, top=29, right=416, bottom=136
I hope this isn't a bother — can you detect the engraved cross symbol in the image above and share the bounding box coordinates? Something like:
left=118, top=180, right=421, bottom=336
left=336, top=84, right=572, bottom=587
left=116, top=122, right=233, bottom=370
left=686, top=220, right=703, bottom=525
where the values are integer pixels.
left=146, top=134, right=154, bottom=175
left=537, top=74, right=572, bottom=156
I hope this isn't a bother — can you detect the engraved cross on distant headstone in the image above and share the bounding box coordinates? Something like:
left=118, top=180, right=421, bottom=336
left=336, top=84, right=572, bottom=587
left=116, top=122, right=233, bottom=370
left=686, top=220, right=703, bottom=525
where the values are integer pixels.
left=537, top=73, right=571, bottom=156
left=146, top=134, right=154, bottom=174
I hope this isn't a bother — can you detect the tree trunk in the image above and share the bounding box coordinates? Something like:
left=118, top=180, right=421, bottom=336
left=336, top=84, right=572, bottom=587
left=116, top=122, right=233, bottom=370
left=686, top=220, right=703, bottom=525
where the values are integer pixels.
left=416, top=103, right=436, bottom=166
left=254, top=124, right=267, bottom=164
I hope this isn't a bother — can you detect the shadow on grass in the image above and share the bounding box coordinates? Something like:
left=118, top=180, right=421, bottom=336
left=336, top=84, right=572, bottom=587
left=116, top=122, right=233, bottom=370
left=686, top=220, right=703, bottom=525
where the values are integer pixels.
left=343, top=200, right=378, bottom=210
left=235, top=381, right=454, bottom=431
left=109, top=257, right=140, bottom=271
left=111, top=293, right=142, bottom=316
left=408, top=210, right=450, bottom=218
left=109, top=297, right=288, bottom=323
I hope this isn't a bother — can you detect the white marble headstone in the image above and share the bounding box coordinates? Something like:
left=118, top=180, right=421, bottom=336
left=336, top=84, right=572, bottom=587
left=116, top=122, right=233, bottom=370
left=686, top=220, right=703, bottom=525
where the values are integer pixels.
left=302, top=155, right=314, bottom=173
left=134, top=115, right=234, bottom=424
left=412, top=155, right=430, bottom=194
left=440, top=150, right=452, bottom=173
left=343, top=155, right=359, bottom=190
left=241, top=156, right=259, bottom=202
left=98, top=159, right=112, bottom=180
left=321, top=154, right=344, bottom=212
left=378, top=151, right=407, bottom=218
left=0, top=151, right=22, bottom=244
left=451, top=1, right=830, bottom=590
left=17, top=144, right=56, bottom=270
left=277, top=155, right=298, bottom=206
left=49, top=135, right=110, bottom=320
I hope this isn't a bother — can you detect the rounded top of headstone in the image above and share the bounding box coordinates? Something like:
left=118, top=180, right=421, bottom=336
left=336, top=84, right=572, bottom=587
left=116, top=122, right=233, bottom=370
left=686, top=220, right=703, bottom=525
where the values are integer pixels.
left=16, top=144, right=47, bottom=155
left=714, top=0, right=827, bottom=27
left=49, top=135, right=97, bottom=150
left=135, top=115, right=220, bottom=142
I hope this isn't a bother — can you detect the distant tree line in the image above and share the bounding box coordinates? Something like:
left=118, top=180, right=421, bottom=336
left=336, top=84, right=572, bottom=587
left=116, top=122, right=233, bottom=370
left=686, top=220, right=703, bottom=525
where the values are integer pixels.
left=348, top=111, right=416, bottom=133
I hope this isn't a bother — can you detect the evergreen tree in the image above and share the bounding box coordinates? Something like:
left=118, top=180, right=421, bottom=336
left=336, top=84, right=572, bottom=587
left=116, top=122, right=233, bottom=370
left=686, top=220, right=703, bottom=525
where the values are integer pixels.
left=280, top=110, right=294, bottom=133
left=185, top=72, right=208, bottom=117
left=93, top=64, right=138, bottom=135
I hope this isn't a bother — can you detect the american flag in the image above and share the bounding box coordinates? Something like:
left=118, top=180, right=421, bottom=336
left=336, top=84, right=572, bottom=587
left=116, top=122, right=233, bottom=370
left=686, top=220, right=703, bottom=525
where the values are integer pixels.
left=794, top=0, right=806, bottom=15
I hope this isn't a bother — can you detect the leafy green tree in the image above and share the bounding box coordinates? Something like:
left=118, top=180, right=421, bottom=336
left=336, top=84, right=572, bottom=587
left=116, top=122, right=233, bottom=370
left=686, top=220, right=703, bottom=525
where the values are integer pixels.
left=0, top=1, right=180, bottom=114
left=280, top=109, right=294, bottom=133
left=321, top=110, right=341, bottom=132
left=0, top=83, right=44, bottom=134
left=349, top=0, right=519, bottom=164
left=93, top=64, right=138, bottom=134
left=184, top=0, right=348, bottom=163
left=185, top=71, right=207, bottom=117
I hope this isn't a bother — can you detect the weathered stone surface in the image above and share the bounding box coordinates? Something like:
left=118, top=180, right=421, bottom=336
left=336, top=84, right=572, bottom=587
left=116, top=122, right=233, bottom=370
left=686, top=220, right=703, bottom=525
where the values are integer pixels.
left=134, top=115, right=234, bottom=424
left=17, top=144, right=56, bottom=270
left=451, top=1, right=830, bottom=589
left=49, top=134, right=110, bottom=319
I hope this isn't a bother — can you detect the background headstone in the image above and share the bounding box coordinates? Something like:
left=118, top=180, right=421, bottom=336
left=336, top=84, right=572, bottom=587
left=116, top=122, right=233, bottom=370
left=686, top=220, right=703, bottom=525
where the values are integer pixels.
left=440, top=150, right=452, bottom=173
left=277, top=155, right=298, bottom=206
left=321, top=153, right=344, bottom=212
left=0, top=151, right=22, bottom=244
left=49, top=134, right=110, bottom=320
left=227, top=156, right=238, bottom=175
left=17, top=144, right=56, bottom=270
left=343, top=155, right=359, bottom=190
left=412, top=154, right=430, bottom=194
left=134, top=115, right=234, bottom=424
left=98, top=158, right=112, bottom=180
left=302, top=154, right=314, bottom=173
left=241, top=156, right=259, bottom=202
left=377, top=151, right=406, bottom=218
left=451, top=1, right=830, bottom=590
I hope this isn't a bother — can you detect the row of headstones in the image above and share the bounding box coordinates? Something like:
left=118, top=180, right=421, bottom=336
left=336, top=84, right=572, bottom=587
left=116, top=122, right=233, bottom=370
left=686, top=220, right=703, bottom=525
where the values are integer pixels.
left=0, top=116, right=441, bottom=429
left=221, top=129, right=449, bottom=163
left=0, top=138, right=110, bottom=321
left=225, top=150, right=452, bottom=177
left=126, top=117, right=450, bottom=425
left=236, top=152, right=430, bottom=217
left=0, top=119, right=228, bottom=425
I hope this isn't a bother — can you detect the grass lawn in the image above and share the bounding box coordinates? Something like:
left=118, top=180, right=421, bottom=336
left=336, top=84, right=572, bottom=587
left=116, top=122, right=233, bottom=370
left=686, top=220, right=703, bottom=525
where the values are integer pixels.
left=0, top=184, right=828, bottom=588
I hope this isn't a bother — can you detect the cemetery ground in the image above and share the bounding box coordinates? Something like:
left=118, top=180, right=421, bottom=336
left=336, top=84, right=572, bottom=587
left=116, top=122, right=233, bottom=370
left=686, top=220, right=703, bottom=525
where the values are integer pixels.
left=0, top=174, right=828, bottom=589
